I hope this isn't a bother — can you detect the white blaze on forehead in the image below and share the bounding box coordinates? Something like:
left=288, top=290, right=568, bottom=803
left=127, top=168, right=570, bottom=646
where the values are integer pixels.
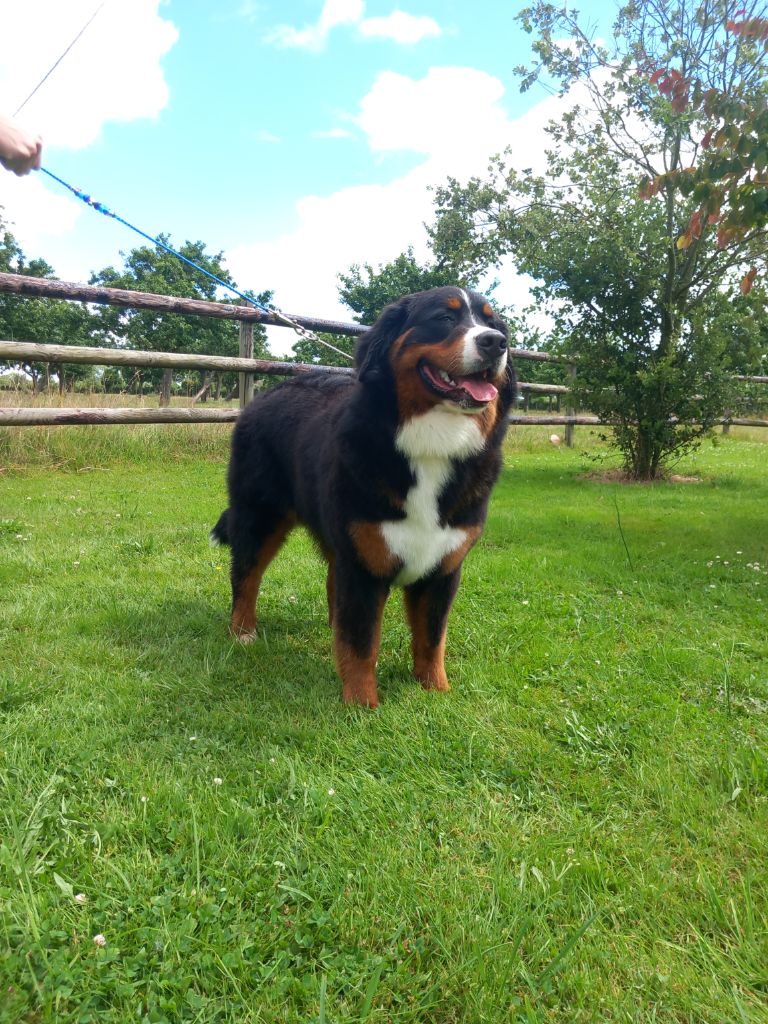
left=454, top=290, right=507, bottom=374
left=459, top=289, right=479, bottom=325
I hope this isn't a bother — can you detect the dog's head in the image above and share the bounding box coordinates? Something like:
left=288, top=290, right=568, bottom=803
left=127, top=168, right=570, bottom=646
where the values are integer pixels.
left=354, top=286, right=513, bottom=418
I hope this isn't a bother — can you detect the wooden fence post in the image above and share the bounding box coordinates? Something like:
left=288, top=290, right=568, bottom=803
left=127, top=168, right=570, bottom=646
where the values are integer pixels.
left=565, top=363, right=577, bottom=447
left=239, top=320, right=254, bottom=409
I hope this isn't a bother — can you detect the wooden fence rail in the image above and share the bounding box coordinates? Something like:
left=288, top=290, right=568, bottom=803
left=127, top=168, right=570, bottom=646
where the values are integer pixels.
left=0, top=340, right=354, bottom=378
left=0, top=339, right=569, bottom=395
left=3, top=407, right=766, bottom=428
left=0, top=271, right=568, bottom=363
left=0, top=271, right=367, bottom=336
left=1, top=272, right=766, bottom=438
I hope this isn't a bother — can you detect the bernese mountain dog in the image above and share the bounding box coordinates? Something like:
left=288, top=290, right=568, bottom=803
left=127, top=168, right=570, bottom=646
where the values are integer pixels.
left=211, top=286, right=516, bottom=707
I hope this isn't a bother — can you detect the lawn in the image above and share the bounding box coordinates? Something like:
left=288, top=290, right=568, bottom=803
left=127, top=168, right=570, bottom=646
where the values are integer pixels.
left=1, top=424, right=767, bottom=1023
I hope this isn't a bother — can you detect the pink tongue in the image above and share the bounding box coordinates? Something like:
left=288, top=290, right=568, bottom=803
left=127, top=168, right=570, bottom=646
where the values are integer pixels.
left=456, top=375, right=498, bottom=402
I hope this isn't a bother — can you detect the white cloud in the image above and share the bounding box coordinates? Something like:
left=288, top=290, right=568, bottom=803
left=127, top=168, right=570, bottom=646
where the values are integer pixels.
left=358, top=67, right=508, bottom=162
left=236, top=0, right=266, bottom=24
left=312, top=127, right=353, bottom=139
left=267, top=1, right=441, bottom=51
left=358, top=11, right=441, bottom=45
left=0, top=0, right=178, bottom=150
left=267, top=0, right=364, bottom=51
left=254, top=130, right=281, bottom=143
left=228, top=65, right=573, bottom=354
left=0, top=0, right=177, bottom=263
left=0, top=174, right=81, bottom=256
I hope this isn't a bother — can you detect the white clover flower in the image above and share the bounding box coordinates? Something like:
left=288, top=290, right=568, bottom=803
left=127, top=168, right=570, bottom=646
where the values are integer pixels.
left=213, top=777, right=223, bottom=786
left=93, top=934, right=106, bottom=947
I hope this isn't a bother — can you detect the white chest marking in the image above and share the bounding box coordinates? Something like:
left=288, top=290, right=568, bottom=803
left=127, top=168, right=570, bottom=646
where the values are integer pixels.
left=381, top=409, right=486, bottom=586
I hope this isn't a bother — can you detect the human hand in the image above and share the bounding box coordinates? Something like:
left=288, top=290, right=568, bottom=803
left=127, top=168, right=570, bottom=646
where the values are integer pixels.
left=0, top=114, right=43, bottom=175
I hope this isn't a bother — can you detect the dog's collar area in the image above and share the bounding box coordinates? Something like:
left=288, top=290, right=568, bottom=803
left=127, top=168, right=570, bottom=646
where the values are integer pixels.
left=418, top=359, right=498, bottom=408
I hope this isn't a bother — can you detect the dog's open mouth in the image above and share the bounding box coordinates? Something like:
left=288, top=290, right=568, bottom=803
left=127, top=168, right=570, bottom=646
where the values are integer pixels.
left=419, top=360, right=498, bottom=407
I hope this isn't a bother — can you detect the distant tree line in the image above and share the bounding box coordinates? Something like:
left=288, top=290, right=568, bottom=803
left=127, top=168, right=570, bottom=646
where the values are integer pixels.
left=0, top=216, right=271, bottom=403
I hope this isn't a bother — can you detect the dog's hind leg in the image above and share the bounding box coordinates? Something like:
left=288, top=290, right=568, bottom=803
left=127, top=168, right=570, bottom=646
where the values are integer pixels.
left=404, top=569, right=462, bottom=692
left=229, top=510, right=295, bottom=641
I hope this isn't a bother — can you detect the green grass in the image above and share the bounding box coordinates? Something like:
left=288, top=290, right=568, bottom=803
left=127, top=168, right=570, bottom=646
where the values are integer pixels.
left=1, top=424, right=767, bottom=1023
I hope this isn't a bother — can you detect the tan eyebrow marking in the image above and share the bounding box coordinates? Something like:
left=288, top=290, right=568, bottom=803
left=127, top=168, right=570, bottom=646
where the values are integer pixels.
left=446, top=297, right=462, bottom=310
left=482, top=303, right=493, bottom=317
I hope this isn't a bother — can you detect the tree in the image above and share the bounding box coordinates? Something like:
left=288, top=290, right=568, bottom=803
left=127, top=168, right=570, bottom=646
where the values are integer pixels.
left=429, top=0, right=768, bottom=478
left=643, top=6, right=768, bottom=288
left=90, top=237, right=272, bottom=402
left=0, top=213, right=94, bottom=392
left=339, top=248, right=479, bottom=323
left=289, top=331, right=356, bottom=368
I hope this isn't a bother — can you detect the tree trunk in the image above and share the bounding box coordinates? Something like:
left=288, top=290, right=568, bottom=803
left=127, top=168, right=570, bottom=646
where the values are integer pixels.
left=159, top=367, right=172, bottom=407
left=192, top=375, right=212, bottom=405
left=631, top=427, right=663, bottom=481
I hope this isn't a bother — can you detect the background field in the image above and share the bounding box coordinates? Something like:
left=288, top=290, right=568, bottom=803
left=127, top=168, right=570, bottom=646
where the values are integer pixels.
left=1, top=424, right=767, bottom=1023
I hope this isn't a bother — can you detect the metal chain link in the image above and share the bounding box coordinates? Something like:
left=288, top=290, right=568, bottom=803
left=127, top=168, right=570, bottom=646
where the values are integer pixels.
left=268, top=308, right=355, bottom=362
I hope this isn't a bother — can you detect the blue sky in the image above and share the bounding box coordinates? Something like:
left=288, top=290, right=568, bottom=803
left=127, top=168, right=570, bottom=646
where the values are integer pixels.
left=0, top=0, right=614, bottom=352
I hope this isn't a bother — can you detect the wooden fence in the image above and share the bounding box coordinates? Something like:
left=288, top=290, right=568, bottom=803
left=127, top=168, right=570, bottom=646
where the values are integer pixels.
left=1, top=271, right=766, bottom=442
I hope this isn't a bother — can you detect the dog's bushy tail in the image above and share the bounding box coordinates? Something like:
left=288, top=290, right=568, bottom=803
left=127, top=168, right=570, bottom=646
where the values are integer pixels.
left=210, top=509, right=230, bottom=547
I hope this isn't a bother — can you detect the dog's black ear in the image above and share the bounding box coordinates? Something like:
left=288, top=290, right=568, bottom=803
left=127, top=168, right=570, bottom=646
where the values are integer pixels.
left=354, top=297, right=410, bottom=383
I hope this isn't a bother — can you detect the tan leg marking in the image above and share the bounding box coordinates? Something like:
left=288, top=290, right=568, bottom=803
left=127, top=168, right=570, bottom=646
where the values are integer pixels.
left=333, top=592, right=386, bottom=708
left=404, top=589, right=450, bottom=692
left=230, top=516, right=295, bottom=640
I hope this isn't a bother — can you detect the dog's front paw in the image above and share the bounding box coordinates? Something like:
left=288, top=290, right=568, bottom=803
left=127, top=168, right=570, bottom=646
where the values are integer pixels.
left=342, top=677, right=380, bottom=708
left=413, top=657, right=451, bottom=692
left=419, top=673, right=451, bottom=693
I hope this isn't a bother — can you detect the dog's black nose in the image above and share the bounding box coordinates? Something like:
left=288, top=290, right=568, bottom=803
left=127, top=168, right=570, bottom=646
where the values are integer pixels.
left=474, top=329, right=507, bottom=357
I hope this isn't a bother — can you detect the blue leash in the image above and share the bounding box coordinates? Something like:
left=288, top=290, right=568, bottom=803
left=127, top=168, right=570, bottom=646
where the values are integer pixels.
left=40, top=167, right=270, bottom=312
left=39, top=166, right=355, bottom=360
